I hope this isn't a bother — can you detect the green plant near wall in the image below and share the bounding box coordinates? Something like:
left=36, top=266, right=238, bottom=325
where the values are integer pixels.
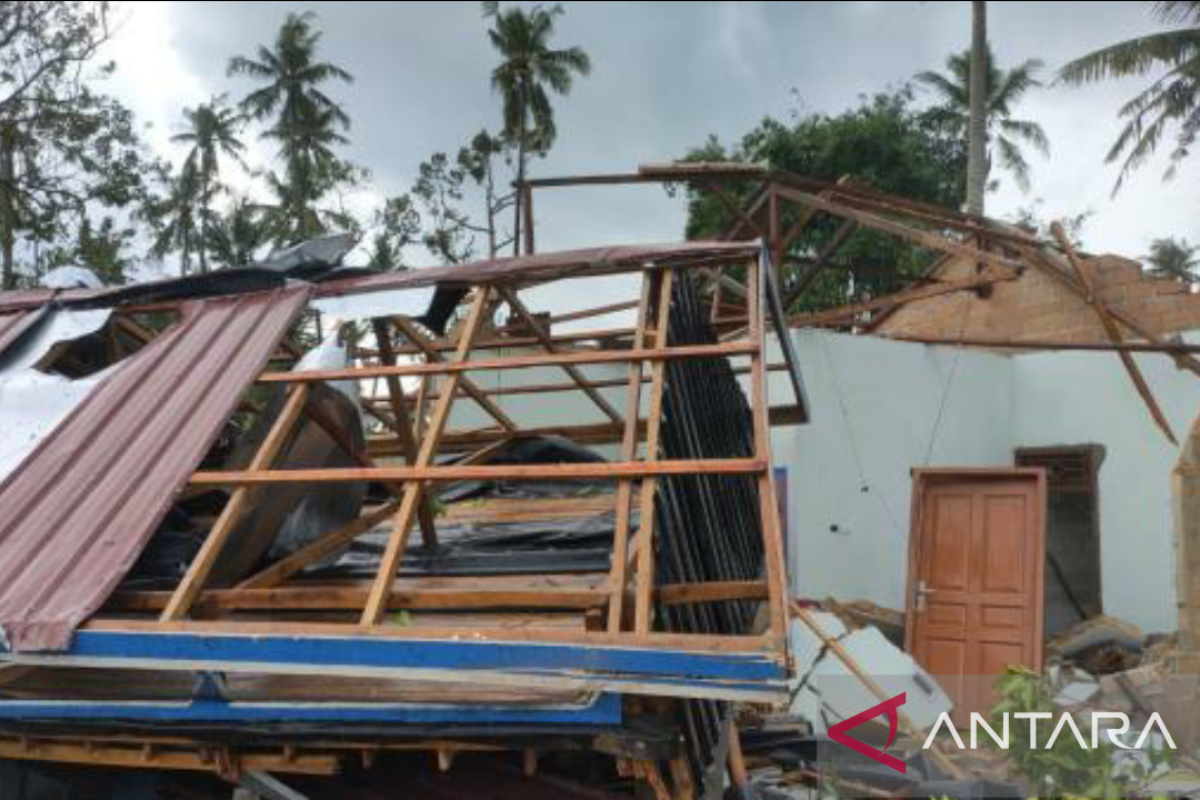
left=991, top=667, right=1117, bottom=798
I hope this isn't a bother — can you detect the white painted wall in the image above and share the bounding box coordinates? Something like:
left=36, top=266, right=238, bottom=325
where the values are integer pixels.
left=1012, top=335, right=1200, bottom=632
left=775, top=329, right=1200, bottom=634
left=769, top=331, right=1015, bottom=612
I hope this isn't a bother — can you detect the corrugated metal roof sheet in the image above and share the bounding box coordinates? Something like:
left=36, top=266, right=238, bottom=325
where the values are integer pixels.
left=315, top=240, right=761, bottom=299
left=0, top=241, right=760, bottom=313
left=0, top=286, right=310, bottom=652
left=0, top=308, right=45, bottom=358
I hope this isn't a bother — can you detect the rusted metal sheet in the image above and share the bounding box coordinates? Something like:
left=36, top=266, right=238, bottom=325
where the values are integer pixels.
left=0, top=308, right=45, bottom=359
left=0, top=287, right=310, bottom=652
left=316, top=241, right=760, bottom=300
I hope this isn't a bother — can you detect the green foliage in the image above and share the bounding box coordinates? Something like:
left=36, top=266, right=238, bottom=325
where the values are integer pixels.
left=170, top=95, right=247, bottom=273
left=1059, top=2, right=1200, bottom=191
left=915, top=43, right=1050, bottom=193
left=681, top=88, right=967, bottom=310
left=0, top=2, right=155, bottom=289
left=413, top=152, right=475, bottom=265
left=1144, top=236, right=1199, bottom=281
left=484, top=1, right=589, bottom=254
left=228, top=10, right=359, bottom=246
left=991, top=667, right=1115, bottom=797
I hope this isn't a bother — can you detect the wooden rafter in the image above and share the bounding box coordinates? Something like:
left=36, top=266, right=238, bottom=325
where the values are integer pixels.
left=608, top=272, right=655, bottom=632
left=361, top=288, right=493, bottom=626
left=162, top=383, right=311, bottom=621
left=1050, top=223, right=1177, bottom=445
left=498, top=285, right=623, bottom=424
left=372, top=319, right=439, bottom=545
left=634, top=268, right=675, bottom=634
left=391, top=316, right=519, bottom=432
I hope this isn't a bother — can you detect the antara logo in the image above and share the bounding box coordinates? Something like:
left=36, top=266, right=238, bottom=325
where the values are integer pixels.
left=828, top=692, right=908, bottom=774
left=828, top=693, right=1177, bottom=776
left=922, top=710, right=1177, bottom=752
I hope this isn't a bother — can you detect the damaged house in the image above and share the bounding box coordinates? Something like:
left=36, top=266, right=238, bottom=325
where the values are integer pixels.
left=1, top=161, right=1199, bottom=797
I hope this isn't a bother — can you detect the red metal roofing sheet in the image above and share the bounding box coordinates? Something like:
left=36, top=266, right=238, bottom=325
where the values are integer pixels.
left=0, top=286, right=310, bottom=652
left=315, top=240, right=761, bottom=299
left=0, top=241, right=759, bottom=313
left=0, top=308, right=45, bottom=357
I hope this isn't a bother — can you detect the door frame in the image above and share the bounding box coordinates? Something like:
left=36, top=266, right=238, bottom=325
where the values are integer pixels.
left=902, top=467, right=1048, bottom=672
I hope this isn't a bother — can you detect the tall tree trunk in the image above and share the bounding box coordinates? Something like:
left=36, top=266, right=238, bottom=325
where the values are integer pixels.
left=512, top=85, right=528, bottom=257
left=198, top=175, right=209, bottom=274
left=966, top=0, right=988, bottom=216
left=0, top=123, right=15, bottom=291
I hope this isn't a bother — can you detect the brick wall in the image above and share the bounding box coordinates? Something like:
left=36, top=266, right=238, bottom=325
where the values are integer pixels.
left=875, top=254, right=1200, bottom=342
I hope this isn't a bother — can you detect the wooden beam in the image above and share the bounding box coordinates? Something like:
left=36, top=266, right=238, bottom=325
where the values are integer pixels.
left=361, top=288, right=492, bottom=626
left=782, top=220, right=857, bottom=309
left=372, top=319, right=439, bottom=546
left=885, top=334, right=1200, bottom=354
left=190, top=459, right=768, bottom=487
left=391, top=316, right=519, bottom=432
left=161, top=384, right=310, bottom=621
left=748, top=259, right=789, bottom=642
left=258, top=342, right=759, bottom=384
left=790, top=268, right=1016, bottom=328
left=608, top=273, right=655, bottom=632
left=635, top=268, right=675, bottom=634
left=1051, top=223, right=1177, bottom=445
left=776, top=186, right=1027, bottom=276
left=498, top=285, right=623, bottom=424
left=235, top=501, right=403, bottom=590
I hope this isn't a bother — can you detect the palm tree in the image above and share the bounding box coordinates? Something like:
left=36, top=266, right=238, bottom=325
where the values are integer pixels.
left=1059, top=1, right=1200, bottom=192
left=967, top=0, right=988, bottom=215
left=228, top=11, right=353, bottom=244
left=917, top=44, right=1050, bottom=202
left=483, top=1, right=589, bottom=254
left=208, top=197, right=268, bottom=268
left=1145, top=236, right=1200, bottom=281
left=147, top=163, right=203, bottom=275
left=171, top=95, right=245, bottom=272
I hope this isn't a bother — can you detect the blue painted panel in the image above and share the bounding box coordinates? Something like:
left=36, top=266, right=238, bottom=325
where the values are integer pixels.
left=31, top=630, right=785, bottom=681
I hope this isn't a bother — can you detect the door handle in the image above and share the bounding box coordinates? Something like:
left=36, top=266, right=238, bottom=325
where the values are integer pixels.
left=915, top=580, right=936, bottom=612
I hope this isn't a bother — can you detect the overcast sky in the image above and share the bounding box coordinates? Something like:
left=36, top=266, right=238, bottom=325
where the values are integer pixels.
left=103, top=1, right=1198, bottom=292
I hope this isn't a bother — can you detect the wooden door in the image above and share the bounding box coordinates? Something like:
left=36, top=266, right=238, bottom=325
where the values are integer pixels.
left=905, top=469, right=1046, bottom=716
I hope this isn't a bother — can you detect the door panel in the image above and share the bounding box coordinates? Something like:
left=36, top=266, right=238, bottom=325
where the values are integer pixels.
left=906, top=470, right=1045, bottom=717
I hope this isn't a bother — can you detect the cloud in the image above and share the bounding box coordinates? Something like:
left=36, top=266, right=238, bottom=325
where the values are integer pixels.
left=103, top=0, right=1198, bottom=280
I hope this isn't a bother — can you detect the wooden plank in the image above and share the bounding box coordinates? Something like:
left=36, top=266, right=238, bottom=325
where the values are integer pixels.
left=234, top=501, right=403, bottom=590
left=258, top=342, right=759, bottom=384
left=361, top=288, right=492, bottom=626
left=792, top=268, right=1016, bottom=328
left=1051, top=223, right=1177, bottom=444
left=782, top=220, right=856, bottom=309
left=0, top=737, right=339, bottom=776
left=747, top=259, right=789, bottom=642
left=110, top=579, right=610, bottom=613
left=372, top=319, right=438, bottom=546
left=776, top=186, right=1027, bottom=275
left=635, top=268, right=675, bottom=634
left=161, top=384, right=311, bottom=621
left=884, top=334, right=1200, bottom=354
left=190, top=459, right=769, bottom=487
left=656, top=580, right=769, bottom=606
left=364, top=362, right=788, bottom=401
left=391, top=316, right=519, bottom=432
left=608, top=273, right=655, bottom=632
left=498, top=285, right=623, bottom=423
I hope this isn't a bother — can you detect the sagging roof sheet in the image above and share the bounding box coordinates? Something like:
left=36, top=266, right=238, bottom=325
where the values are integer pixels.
left=0, top=286, right=310, bottom=652
left=0, top=240, right=761, bottom=314
left=0, top=308, right=45, bottom=356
